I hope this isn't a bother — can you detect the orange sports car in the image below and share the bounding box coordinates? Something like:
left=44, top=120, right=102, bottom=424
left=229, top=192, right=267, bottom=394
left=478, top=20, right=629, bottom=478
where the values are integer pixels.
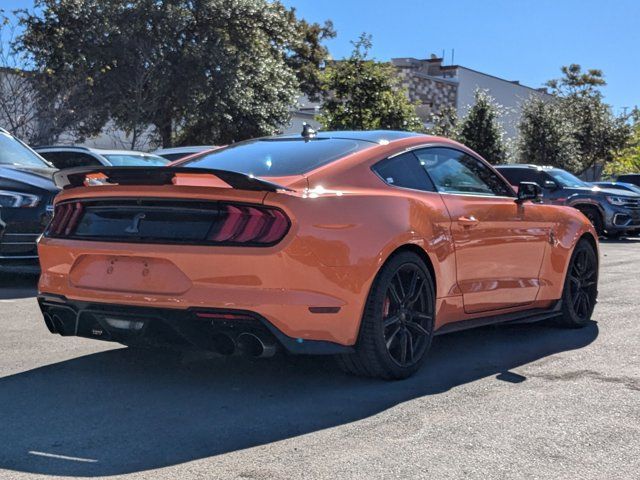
left=37, top=130, right=599, bottom=379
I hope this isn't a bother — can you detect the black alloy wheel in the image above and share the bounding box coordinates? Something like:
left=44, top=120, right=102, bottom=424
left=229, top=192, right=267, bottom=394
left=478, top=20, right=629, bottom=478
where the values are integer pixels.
left=382, top=264, right=433, bottom=367
left=558, top=238, right=598, bottom=328
left=337, top=251, right=435, bottom=380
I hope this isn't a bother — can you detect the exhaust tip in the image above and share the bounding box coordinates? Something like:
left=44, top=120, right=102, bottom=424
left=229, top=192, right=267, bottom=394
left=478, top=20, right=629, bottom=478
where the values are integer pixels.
left=237, top=333, right=265, bottom=357
left=51, top=314, right=64, bottom=333
left=43, top=312, right=57, bottom=334
left=211, top=333, right=236, bottom=356
left=237, top=332, right=277, bottom=358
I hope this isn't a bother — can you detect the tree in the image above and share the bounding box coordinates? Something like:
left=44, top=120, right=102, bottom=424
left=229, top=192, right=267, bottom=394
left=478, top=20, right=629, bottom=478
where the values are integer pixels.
left=317, top=34, right=424, bottom=132
left=427, top=105, right=459, bottom=139
left=285, top=13, right=336, bottom=101
left=0, top=12, right=38, bottom=142
left=457, top=89, right=506, bottom=163
left=545, top=64, right=631, bottom=173
left=545, top=63, right=606, bottom=97
left=0, top=11, right=87, bottom=145
left=517, top=96, right=580, bottom=170
left=603, top=109, right=640, bottom=177
left=18, top=0, right=333, bottom=147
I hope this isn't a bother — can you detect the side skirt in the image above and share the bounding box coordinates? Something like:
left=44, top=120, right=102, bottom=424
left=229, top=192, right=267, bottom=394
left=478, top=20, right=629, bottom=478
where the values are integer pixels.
left=434, top=300, right=563, bottom=336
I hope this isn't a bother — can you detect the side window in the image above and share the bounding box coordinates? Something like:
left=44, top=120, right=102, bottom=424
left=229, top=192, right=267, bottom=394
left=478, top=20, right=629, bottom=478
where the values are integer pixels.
left=497, top=168, right=541, bottom=186
left=372, top=152, right=436, bottom=192
left=414, top=148, right=513, bottom=197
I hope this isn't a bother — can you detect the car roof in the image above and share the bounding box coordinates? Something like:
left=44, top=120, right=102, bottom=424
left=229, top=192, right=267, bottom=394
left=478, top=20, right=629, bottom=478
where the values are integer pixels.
left=154, top=146, right=216, bottom=154
left=495, top=164, right=556, bottom=170
left=275, top=130, right=427, bottom=144
left=35, top=146, right=161, bottom=156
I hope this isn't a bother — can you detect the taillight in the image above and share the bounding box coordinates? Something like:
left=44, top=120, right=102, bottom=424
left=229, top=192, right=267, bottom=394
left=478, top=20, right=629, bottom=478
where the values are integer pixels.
left=46, top=200, right=290, bottom=246
left=47, top=202, right=83, bottom=237
left=209, top=204, right=289, bottom=245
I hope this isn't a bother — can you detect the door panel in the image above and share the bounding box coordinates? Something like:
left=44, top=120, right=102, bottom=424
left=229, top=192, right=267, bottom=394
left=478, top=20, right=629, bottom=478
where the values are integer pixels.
left=441, top=195, right=549, bottom=313
left=413, top=146, right=549, bottom=314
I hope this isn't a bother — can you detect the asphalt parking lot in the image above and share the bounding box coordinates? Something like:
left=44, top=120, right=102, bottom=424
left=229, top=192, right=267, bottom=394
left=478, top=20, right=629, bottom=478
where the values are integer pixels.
left=0, top=240, right=638, bottom=480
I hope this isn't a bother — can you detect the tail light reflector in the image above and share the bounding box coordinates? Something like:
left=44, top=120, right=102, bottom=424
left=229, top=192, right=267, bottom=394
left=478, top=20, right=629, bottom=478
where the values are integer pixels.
left=48, top=202, right=83, bottom=237
left=209, top=204, right=289, bottom=245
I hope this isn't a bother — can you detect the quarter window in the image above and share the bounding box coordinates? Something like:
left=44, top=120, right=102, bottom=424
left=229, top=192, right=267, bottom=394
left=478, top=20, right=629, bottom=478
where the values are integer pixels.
left=372, top=152, right=436, bottom=192
left=413, top=148, right=513, bottom=197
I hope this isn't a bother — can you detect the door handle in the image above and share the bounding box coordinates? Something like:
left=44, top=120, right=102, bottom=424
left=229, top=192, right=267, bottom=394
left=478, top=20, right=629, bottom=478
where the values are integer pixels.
left=457, top=216, right=479, bottom=227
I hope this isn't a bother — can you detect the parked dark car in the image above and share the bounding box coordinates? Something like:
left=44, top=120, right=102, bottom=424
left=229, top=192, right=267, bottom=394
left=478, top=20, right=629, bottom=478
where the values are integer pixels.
left=35, top=146, right=169, bottom=169
left=496, top=164, right=640, bottom=238
left=615, top=174, right=640, bottom=187
left=591, top=181, right=640, bottom=194
left=0, top=129, right=58, bottom=273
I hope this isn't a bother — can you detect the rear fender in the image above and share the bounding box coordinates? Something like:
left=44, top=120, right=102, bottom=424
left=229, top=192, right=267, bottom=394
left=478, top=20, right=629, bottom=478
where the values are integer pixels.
left=263, top=189, right=456, bottom=300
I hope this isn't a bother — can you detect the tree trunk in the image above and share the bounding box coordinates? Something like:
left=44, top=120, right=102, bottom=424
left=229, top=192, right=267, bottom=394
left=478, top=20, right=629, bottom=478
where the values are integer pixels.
left=157, top=116, right=173, bottom=148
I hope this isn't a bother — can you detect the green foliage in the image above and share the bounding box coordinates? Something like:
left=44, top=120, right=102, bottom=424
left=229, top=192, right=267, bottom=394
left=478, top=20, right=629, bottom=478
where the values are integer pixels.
left=457, top=89, right=506, bottom=164
left=18, top=0, right=333, bottom=147
left=604, top=110, right=640, bottom=177
left=285, top=13, right=335, bottom=101
left=517, top=97, right=580, bottom=171
left=317, top=34, right=424, bottom=132
left=542, top=64, right=631, bottom=173
left=545, top=63, right=606, bottom=97
left=427, top=105, right=459, bottom=139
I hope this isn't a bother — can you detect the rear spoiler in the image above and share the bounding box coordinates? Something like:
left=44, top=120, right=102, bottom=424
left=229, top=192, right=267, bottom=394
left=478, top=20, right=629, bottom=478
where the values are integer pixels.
left=53, top=166, right=293, bottom=192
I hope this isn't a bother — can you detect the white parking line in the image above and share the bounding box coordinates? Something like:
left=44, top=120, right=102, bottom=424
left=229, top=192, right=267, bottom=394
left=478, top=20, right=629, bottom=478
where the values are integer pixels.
left=28, top=451, right=98, bottom=463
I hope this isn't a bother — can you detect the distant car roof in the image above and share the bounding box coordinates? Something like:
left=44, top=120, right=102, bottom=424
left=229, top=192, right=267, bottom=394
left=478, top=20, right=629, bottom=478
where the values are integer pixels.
left=153, top=146, right=216, bottom=155
left=495, top=164, right=556, bottom=170
left=35, top=145, right=160, bottom=156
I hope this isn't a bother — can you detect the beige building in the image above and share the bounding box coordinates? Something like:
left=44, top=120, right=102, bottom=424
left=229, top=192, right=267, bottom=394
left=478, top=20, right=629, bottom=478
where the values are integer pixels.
left=392, top=56, right=553, bottom=139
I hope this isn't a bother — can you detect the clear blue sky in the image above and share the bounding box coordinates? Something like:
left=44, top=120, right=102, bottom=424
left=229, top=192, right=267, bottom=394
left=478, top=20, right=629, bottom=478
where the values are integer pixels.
left=3, top=0, right=639, bottom=112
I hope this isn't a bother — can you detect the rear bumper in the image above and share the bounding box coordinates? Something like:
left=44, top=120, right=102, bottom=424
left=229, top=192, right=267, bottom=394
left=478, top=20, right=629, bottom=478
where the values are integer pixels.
left=37, top=236, right=378, bottom=346
left=38, top=294, right=353, bottom=355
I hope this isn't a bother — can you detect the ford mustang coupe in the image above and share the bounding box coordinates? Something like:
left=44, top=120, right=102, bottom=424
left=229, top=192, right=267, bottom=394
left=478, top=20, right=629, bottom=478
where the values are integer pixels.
left=37, top=130, right=599, bottom=379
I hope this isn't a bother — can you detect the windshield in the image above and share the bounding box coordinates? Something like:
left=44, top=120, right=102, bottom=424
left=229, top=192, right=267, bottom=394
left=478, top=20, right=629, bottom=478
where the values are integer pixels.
left=0, top=131, right=52, bottom=168
left=547, top=169, right=588, bottom=188
left=182, top=138, right=372, bottom=176
left=103, top=154, right=169, bottom=167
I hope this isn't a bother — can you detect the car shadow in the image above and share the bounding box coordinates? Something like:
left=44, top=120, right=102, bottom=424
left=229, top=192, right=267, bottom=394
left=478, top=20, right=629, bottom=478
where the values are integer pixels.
left=0, top=320, right=598, bottom=477
left=0, top=273, right=38, bottom=300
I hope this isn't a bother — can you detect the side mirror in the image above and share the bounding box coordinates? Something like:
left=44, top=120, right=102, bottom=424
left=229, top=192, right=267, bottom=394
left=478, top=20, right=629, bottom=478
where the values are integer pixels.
left=543, top=180, right=558, bottom=190
left=516, top=181, right=542, bottom=203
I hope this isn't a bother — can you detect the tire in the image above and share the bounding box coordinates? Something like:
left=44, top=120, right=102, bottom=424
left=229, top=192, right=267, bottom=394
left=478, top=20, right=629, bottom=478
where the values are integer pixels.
left=557, top=238, right=598, bottom=328
left=336, top=251, right=435, bottom=380
left=604, top=230, right=622, bottom=240
left=577, top=205, right=604, bottom=237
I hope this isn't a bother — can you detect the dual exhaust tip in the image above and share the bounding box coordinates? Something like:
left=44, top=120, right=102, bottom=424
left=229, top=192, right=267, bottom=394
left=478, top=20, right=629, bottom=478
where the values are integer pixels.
left=211, top=332, right=277, bottom=358
left=44, top=310, right=278, bottom=358
left=43, top=312, right=70, bottom=335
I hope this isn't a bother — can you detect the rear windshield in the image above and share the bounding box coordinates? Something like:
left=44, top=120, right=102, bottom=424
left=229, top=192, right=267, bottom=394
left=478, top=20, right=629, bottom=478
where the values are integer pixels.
left=182, top=138, right=372, bottom=176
